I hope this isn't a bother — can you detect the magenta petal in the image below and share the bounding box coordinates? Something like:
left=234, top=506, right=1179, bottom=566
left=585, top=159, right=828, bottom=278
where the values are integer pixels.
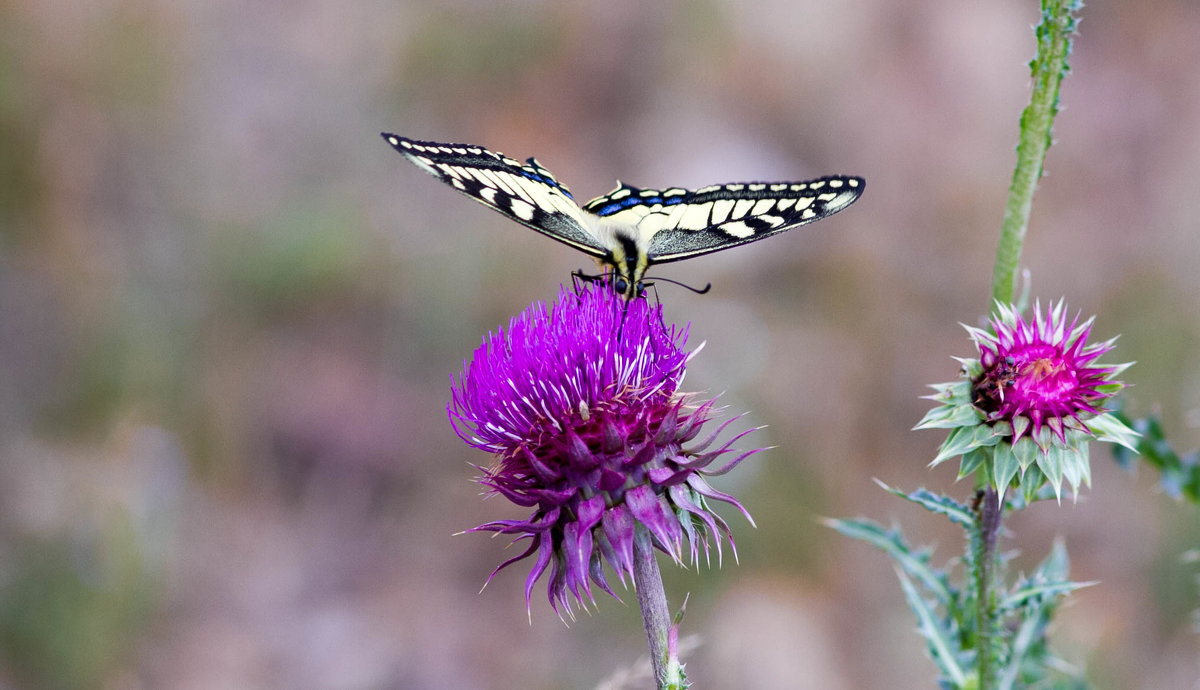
left=524, top=535, right=556, bottom=611
left=625, top=485, right=683, bottom=557
left=562, top=520, right=593, bottom=604
left=598, top=467, right=626, bottom=492
left=647, top=466, right=685, bottom=485
left=564, top=430, right=598, bottom=470
left=589, top=550, right=618, bottom=599
left=524, top=445, right=561, bottom=483
left=608, top=511, right=637, bottom=585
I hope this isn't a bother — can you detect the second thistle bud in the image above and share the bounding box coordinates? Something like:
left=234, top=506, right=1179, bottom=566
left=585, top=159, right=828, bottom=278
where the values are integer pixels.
left=917, top=301, right=1138, bottom=501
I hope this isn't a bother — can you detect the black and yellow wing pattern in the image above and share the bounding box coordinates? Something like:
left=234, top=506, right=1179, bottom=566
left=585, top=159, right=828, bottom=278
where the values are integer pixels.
left=382, top=133, right=863, bottom=299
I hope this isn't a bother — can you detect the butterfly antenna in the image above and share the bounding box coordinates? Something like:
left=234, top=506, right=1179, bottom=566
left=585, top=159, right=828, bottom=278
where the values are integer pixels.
left=572, top=268, right=599, bottom=284
left=642, top=275, right=713, bottom=296
left=570, top=269, right=588, bottom=295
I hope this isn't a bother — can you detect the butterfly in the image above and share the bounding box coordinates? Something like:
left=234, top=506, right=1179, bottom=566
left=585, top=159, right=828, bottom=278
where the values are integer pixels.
left=382, top=133, right=864, bottom=300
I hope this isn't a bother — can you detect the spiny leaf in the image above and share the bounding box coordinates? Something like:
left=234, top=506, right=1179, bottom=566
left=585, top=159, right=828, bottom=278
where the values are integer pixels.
left=896, top=568, right=968, bottom=688
left=878, top=480, right=977, bottom=530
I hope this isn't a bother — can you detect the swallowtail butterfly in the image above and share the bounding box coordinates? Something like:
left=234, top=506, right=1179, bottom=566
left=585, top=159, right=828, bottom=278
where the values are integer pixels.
left=382, top=133, right=863, bottom=300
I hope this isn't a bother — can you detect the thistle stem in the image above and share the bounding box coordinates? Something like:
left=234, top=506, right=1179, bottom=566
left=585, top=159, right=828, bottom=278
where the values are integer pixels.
left=991, top=0, right=1080, bottom=304
left=974, top=487, right=1003, bottom=690
left=632, top=527, right=685, bottom=690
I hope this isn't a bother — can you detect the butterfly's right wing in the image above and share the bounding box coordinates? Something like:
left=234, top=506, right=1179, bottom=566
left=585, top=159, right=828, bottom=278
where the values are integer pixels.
left=381, top=133, right=608, bottom=260
left=582, top=176, right=864, bottom=264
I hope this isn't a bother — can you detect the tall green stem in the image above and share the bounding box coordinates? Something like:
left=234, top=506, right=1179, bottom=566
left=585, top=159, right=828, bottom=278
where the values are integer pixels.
left=632, top=528, right=685, bottom=689
left=974, top=488, right=1003, bottom=690
left=991, top=0, right=1081, bottom=304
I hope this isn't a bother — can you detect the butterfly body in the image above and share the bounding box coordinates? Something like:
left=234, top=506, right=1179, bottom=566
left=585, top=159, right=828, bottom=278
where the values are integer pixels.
left=382, top=133, right=863, bottom=299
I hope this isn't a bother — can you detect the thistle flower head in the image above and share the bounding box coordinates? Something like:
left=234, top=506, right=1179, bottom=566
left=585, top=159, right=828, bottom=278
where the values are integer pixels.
left=450, top=285, right=760, bottom=616
left=970, top=301, right=1118, bottom=443
left=918, top=301, right=1137, bottom=501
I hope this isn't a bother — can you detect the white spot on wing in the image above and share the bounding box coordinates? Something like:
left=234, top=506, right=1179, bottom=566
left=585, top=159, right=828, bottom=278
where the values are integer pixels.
left=637, top=213, right=670, bottom=236
left=466, top=168, right=496, bottom=188
left=751, top=198, right=776, bottom=215
left=720, top=220, right=755, bottom=238
left=547, top=192, right=582, bottom=218
left=484, top=170, right=520, bottom=197
left=710, top=199, right=735, bottom=224
left=678, top=202, right=713, bottom=230
left=731, top=198, right=756, bottom=219
left=515, top=178, right=558, bottom=212
left=510, top=199, right=536, bottom=221
left=663, top=203, right=689, bottom=228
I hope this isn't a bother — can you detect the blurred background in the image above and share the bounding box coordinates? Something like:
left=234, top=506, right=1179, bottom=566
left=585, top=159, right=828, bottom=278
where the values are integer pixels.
left=1, top=0, right=1197, bottom=688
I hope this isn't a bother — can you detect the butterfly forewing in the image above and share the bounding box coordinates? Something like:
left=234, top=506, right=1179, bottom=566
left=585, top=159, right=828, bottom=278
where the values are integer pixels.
left=381, top=133, right=608, bottom=259
left=581, top=177, right=864, bottom=264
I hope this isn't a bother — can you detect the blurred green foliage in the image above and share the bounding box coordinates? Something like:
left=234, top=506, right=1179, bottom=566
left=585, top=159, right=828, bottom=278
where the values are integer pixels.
left=0, top=512, right=159, bottom=690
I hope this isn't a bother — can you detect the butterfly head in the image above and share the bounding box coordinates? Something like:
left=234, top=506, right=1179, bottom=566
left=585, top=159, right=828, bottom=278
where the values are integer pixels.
left=600, top=230, right=652, bottom=301
left=610, top=272, right=645, bottom=301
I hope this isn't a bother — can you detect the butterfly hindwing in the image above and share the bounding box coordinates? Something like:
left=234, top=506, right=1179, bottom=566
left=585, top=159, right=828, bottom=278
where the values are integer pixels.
left=581, top=177, right=864, bottom=264
left=381, top=133, right=608, bottom=259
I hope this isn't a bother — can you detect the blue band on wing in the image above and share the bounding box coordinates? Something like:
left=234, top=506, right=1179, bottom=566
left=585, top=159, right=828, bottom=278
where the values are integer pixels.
left=593, top=194, right=684, bottom=217
left=521, top=170, right=573, bottom=199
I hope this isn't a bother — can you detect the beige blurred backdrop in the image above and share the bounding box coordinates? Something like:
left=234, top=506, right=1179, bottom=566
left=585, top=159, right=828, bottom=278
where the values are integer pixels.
left=1, top=1, right=1198, bottom=688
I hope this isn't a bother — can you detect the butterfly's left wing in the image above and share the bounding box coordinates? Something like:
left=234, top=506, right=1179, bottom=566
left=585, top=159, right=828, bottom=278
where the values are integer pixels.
left=581, top=176, right=864, bottom=264
left=381, top=133, right=609, bottom=260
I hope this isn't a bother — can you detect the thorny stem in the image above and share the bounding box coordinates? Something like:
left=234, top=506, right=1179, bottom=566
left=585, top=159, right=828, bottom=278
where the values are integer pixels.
left=991, top=0, right=1081, bottom=305
left=975, top=487, right=1003, bottom=690
left=632, top=527, right=685, bottom=690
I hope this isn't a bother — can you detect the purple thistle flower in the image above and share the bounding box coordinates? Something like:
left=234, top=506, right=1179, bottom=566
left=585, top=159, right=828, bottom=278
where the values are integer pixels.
left=968, top=301, right=1120, bottom=444
left=918, top=301, right=1137, bottom=500
left=450, top=285, right=760, bottom=616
